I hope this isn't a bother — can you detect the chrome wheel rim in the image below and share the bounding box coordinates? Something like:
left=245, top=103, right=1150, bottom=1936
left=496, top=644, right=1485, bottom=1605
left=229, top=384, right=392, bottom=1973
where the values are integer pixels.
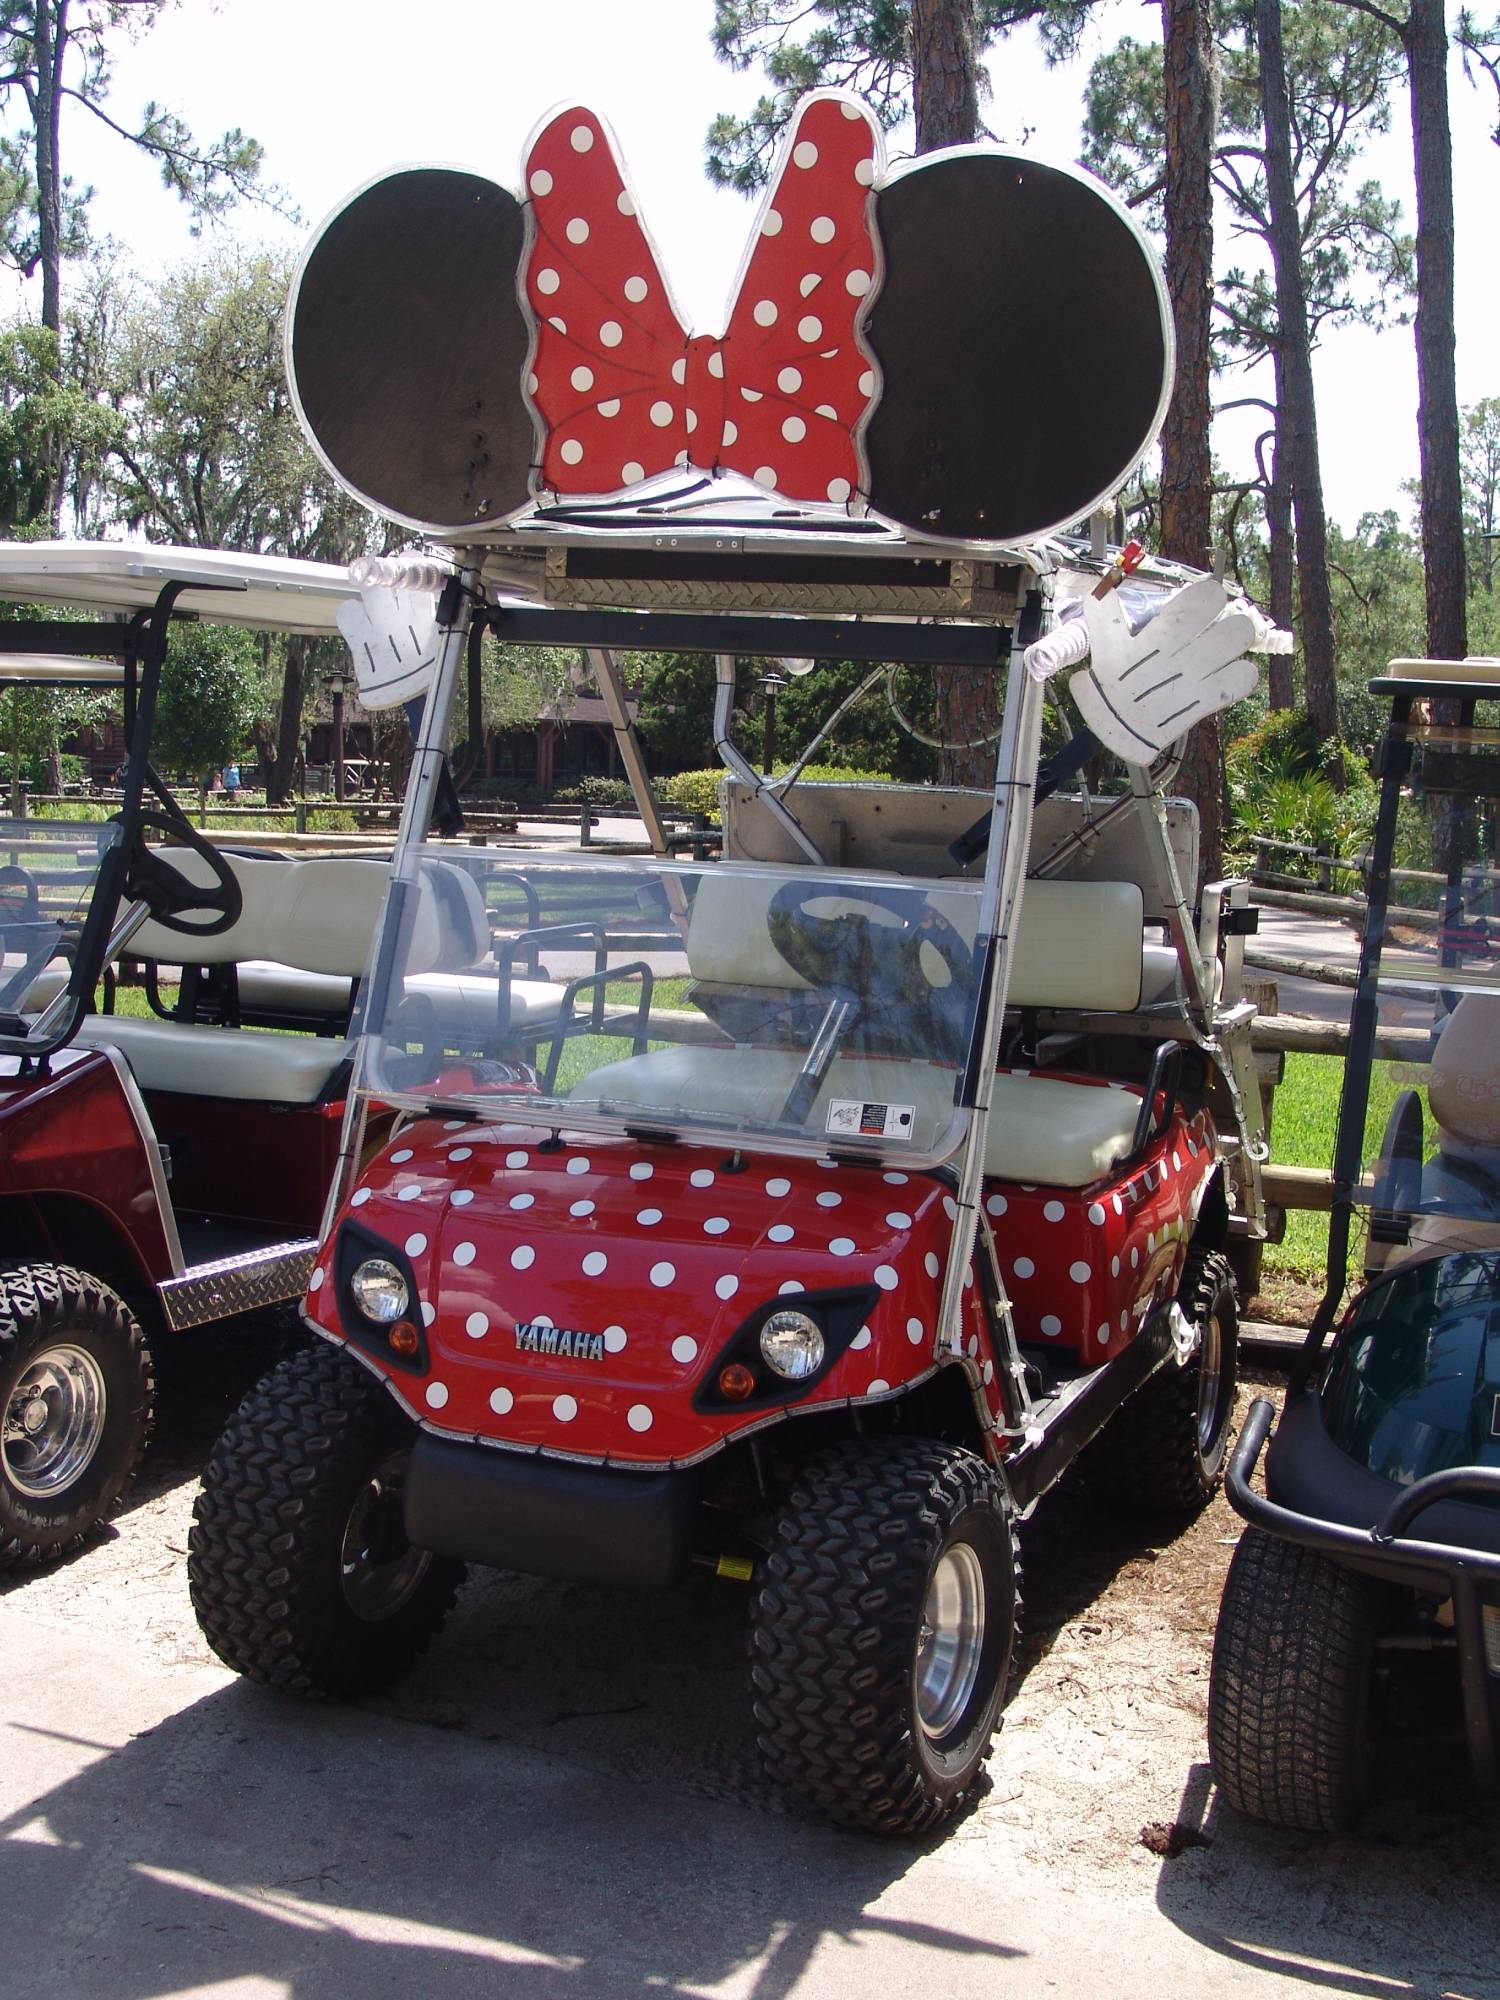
left=915, top=1541, right=987, bottom=1740
left=3, top=1343, right=107, bottom=1498
left=1196, top=1307, right=1225, bottom=1454
left=339, top=1451, right=432, bottom=1621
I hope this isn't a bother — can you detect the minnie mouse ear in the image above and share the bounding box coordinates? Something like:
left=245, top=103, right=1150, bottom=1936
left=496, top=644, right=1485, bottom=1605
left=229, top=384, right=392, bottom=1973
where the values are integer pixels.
left=862, top=152, right=1173, bottom=544
left=287, top=168, right=534, bottom=533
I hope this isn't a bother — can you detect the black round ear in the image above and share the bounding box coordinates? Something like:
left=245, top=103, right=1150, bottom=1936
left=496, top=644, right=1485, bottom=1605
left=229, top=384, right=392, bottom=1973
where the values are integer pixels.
left=862, top=152, right=1173, bottom=545
left=287, top=167, right=534, bottom=533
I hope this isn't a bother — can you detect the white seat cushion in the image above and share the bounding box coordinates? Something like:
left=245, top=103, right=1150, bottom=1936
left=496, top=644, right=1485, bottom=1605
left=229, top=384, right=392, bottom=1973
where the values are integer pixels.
left=686, top=868, right=1144, bottom=1012
left=236, top=960, right=354, bottom=1017
left=406, top=970, right=567, bottom=1034
left=574, top=1049, right=1142, bottom=1186
left=983, top=1072, right=1141, bottom=1186
left=73, top=1013, right=350, bottom=1104
left=575, top=1046, right=964, bottom=1155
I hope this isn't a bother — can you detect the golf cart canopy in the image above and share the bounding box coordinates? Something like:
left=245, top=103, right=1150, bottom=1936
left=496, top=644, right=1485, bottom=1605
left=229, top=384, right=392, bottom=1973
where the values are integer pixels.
left=0, top=540, right=357, bottom=634
left=0, top=541, right=360, bottom=1062
left=1308, top=658, right=1500, bottom=1293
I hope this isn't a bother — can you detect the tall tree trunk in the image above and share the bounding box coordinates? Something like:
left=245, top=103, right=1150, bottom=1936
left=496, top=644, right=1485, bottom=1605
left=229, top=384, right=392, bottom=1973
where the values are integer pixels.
left=909, top=0, right=1002, bottom=789
left=1408, top=0, right=1467, bottom=659
left=1158, top=0, right=1223, bottom=890
left=33, top=0, right=65, bottom=339
left=270, top=635, right=307, bottom=804
left=33, top=0, right=68, bottom=527
left=1257, top=0, right=1341, bottom=760
left=1265, top=397, right=1296, bottom=710
left=910, top=0, right=981, bottom=147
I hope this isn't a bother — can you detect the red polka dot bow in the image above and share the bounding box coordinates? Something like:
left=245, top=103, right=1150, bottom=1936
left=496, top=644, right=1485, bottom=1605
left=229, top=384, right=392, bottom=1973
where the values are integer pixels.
left=523, top=92, right=884, bottom=509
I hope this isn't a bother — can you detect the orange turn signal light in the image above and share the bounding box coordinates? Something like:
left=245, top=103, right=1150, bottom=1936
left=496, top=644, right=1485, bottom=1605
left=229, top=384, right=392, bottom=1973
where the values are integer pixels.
left=718, top=1362, right=756, bottom=1401
left=388, top=1320, right=420, bottom=1358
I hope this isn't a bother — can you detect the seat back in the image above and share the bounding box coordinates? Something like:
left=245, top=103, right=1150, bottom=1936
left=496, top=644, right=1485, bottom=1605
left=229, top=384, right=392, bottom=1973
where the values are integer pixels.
left=685, top=868, right=1144, bottom=1013
left=127, top=851, right=389, bottom=977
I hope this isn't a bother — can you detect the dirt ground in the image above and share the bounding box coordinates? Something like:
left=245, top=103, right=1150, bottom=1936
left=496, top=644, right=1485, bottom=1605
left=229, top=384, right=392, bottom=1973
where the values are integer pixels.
left=7, top=1321, right=1500, bottom=1998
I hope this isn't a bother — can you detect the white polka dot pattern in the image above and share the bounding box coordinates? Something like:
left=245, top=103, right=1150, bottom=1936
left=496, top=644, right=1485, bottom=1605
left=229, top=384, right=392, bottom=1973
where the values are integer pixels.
left=521, top=96, right=882, bottom=507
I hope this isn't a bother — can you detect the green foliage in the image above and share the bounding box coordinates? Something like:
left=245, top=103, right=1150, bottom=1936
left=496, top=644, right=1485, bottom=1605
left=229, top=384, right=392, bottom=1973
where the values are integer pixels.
left=0, top=3, right=279, bottom=295
left=152, top=620, right=259, bottom=779
left=1325, top=509, right=1427, bottom=749
left=1225, top=714, right=1379, bottom=856
left=481, top=640, right=579, bottom=734
left=705, top=0, right=1095, bottom=189
left=0, top=320, right=120, bottom=529
left=107, top=246, right=370, bottom=560
left=635, top=651, right=716, bottom=769
left=1083, top=1, right=1411, bottom=365
left=661, top=761, right=894, bottom=824
left=550, top=776, right=640, bottom=809
left=659, top=768, right=725, bottom=820
left=1463, top=396, right=1500, bottom=596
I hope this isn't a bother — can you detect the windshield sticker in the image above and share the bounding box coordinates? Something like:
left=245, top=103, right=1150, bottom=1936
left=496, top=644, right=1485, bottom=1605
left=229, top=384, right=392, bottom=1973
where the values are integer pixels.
left=826, top=1099, right=915, bottom=1141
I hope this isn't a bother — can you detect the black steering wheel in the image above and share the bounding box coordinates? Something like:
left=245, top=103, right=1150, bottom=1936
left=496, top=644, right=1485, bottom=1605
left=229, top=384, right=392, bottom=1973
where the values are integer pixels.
left=120, top=771, right=243, bottom=938
left=767, top=881, right=977, bottom=1061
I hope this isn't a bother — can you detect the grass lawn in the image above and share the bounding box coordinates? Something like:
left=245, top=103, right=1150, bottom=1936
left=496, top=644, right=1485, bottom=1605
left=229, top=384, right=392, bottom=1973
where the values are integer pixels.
left=1264, top=1050, right=1404, bottom=1278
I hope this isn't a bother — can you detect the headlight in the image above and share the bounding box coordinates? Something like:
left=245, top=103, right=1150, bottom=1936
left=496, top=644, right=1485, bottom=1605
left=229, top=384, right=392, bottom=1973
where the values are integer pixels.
left=759, top=1310, right=825, bottom=1381
left=350, top=1257, right=410, bottom=1324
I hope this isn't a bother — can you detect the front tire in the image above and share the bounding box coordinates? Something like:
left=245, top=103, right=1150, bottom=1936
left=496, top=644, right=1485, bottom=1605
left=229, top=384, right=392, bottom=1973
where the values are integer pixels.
left=749, top=1437, right=1019, bottom=1836
left=188, top=1342, right=463, bottom=1697
left=1085, top=1246, right=1239, bottom=1514
left=1208, top=1526, right=1391, bottom=1832
left=0, top=1261, right=153, bottom=1571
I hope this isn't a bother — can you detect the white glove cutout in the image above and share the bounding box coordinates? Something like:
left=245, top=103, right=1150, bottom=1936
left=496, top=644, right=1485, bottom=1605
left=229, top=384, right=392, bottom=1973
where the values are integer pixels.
left=1071, top=575, right=1260, bottom=765
left=337, top=582, right=441, bottom=711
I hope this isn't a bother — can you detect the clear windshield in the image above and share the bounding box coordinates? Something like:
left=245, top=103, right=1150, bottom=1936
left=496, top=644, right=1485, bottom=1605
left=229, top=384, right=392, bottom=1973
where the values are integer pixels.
left=360, top=849, right=983, bottom=1167
left=1355, top=740, right=1500, bottom=1262
left=0, top=816, right=115, bottom=1021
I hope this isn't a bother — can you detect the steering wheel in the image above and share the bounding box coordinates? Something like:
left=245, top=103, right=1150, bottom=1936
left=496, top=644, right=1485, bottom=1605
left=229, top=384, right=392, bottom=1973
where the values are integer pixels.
left=767, top=881, right=977, bottom=1061
left=120, top=774, right=243, bottom=938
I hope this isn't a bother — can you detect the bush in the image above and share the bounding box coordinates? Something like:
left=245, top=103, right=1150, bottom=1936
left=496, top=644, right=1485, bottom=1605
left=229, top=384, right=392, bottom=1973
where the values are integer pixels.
left=659, top=762, right=896, bottom=825
left=1226, top=719, right=1378, bottom=861
left=660, top=769, right=724, bottom=821
left=550, top=776, right=639, bottom=809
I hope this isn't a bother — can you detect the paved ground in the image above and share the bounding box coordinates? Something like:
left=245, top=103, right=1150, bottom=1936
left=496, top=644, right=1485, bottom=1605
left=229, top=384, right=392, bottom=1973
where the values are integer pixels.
left=3, top=1335, right=1497, bottom=2000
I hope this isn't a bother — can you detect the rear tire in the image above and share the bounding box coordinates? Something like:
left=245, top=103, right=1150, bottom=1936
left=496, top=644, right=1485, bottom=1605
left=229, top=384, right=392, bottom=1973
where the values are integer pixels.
left=189, top=1341, right=462, bottom=1697
left=749, top=1437, right=1019, bottom=1836
left=1085, top=1246, right=1239, bottom=1514
left=0, top=1261, right=153, bottom=1571
left=1209, top=1526, right=1390, bottom=1832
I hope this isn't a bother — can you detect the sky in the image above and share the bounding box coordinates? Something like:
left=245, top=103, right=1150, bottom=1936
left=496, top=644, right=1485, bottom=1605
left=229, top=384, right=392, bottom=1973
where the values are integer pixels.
left=26, top=0, right=1500, bottom=538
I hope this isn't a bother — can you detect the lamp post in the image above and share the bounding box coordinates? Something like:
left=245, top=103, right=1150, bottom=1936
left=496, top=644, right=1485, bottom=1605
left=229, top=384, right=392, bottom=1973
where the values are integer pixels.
left=759, top=666, right=786, bottom=777
left=324, top=667, right=350, bottom=803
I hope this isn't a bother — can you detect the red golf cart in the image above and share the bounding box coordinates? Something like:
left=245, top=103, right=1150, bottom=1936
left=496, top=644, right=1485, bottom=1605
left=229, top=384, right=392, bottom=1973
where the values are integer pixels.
left=0, top=543, right=411, bottom=1570
left=187, top=95, right=1280, bottom=1833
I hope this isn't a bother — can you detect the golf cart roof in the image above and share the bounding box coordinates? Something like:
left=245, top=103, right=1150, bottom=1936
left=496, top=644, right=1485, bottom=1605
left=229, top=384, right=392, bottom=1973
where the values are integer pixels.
left=1370, top=657, right=1500, bottom=699
left=0, top=541, right=356, bottom=636
left=0, top=653, right=134, bottom=687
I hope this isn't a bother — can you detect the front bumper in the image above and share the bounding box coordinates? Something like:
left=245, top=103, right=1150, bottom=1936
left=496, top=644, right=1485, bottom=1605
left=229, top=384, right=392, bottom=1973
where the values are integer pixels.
left=404, top=1430, right=699, bottom=1589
